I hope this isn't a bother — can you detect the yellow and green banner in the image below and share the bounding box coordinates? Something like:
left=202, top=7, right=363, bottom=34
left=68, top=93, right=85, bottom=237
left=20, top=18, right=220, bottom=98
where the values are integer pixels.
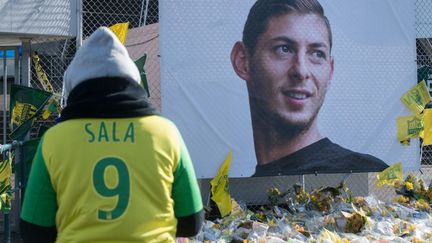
left=210, top=150, right=232, bottom=217
left=396, top=114, right=423, bottom=142
left=423, top=109, right=432, bottom=145
left=9, top=85, right=52, bottom=140
left=0, top=156, right=12, bottom=212
left=376, top=162, right=403, bottom=188
left=400, top=80, right=431, bottom=114
left=32, top=52, right=62, bottom=117
left=32, top=52, right=55, bottom=93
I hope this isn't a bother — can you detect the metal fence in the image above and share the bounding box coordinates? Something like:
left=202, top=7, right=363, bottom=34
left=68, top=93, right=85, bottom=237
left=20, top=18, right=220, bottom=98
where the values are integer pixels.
left=30, top=0, right=160, bottom=114
left=23, top=0, right=432, bottom=216
left=417, top=0, right=432, bottom=167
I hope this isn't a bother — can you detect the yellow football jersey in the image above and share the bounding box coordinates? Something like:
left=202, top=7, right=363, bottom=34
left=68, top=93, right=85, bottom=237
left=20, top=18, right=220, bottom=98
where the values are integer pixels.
left=21, top=115, right=202, bottom=242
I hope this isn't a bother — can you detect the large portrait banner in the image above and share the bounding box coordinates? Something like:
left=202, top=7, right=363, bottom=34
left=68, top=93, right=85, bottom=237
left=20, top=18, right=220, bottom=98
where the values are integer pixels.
left=160, top=0, right=419, bottom=178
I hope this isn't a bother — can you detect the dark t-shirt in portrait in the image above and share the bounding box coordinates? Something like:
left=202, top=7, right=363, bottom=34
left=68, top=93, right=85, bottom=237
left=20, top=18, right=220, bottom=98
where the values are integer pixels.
left=253, top=138, right=389, bottom=177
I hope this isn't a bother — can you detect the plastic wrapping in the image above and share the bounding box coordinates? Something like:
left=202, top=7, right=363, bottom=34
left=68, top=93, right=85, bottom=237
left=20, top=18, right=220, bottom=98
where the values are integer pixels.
left=187, top=178, right=432, bottom=242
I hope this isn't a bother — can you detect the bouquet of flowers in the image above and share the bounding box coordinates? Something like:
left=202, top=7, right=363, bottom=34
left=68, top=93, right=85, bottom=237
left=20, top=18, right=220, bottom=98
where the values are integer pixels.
left=393, top=173, right=432, bottom=211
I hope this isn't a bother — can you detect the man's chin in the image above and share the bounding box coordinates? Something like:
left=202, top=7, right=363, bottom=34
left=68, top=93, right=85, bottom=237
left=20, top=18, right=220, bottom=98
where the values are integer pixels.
left=279, top=113, right=313, bottom=126
left=271, top=117, right=313, bottom=135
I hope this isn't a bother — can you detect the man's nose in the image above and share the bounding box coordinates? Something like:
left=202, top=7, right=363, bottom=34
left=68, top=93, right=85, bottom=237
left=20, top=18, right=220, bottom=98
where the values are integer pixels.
left=288, top=53, right=310, bottom=81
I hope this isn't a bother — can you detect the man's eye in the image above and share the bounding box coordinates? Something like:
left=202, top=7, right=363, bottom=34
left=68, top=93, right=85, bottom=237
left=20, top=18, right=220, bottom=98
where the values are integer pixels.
left=312, top=50, right=326, bottom=59
left=281, top=45, right=290, bottom=53
left=275, top=45, right=293, bottom=55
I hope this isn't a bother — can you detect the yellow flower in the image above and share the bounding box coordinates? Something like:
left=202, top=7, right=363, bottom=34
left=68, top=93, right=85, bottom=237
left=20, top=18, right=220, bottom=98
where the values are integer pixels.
left=405, top=182, right=414, bottom=191
left=394, top=195, right=410, bottom=204
left=267, top=219, right=276, bottom=227
left=408, top=223, right=416, bottom=232
left=311, top=195, right=317, bottom=202
left=415, top=199, right=430, bottom=210
left=268, top=187, right=281, bottom=195
left=412, top=236, right=421, bottom=243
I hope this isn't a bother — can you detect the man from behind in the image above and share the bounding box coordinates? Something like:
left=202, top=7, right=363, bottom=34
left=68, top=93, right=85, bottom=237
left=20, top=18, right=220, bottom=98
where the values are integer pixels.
left=20, top=27, right=203, bottom=242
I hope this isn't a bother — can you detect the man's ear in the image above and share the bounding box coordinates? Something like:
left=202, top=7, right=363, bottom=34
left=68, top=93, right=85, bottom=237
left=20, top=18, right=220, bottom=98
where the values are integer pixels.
left=230, top=41, right=250, bottom=81
left=329, top=56, right=334, bottom=85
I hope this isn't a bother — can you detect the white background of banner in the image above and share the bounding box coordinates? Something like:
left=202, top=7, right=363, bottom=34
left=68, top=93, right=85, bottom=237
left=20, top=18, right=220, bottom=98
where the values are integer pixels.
left=160, top=0, right=419, bottom=178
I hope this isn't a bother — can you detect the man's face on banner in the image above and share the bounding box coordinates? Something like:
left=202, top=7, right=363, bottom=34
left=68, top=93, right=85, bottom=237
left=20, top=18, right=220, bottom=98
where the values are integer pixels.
left=247, top=13, right=334, bottom=130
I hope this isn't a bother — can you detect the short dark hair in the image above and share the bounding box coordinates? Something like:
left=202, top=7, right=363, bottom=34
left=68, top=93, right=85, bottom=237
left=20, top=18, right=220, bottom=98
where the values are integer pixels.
left=242, top=0, right=332, bottom=55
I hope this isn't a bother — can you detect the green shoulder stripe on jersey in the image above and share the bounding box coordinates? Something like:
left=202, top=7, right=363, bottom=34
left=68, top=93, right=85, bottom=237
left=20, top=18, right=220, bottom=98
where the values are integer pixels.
left=172, top=135, right=203, bottom=217
left=20, top=137, right=58, bottom=227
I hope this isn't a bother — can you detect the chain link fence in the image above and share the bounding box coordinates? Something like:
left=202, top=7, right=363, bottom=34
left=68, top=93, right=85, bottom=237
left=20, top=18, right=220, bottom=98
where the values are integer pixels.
left=21, top=0, right=432, bottom=219
left=29, top=0, right=161, bottom=136
left=416, top=0, right=432, bottom=167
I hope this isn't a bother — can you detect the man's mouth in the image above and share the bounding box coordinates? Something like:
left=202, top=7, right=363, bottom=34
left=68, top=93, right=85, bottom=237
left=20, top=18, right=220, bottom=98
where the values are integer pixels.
left=283, top=90, right=311, bottom=100
left=286, top=92, right=307, bottom=99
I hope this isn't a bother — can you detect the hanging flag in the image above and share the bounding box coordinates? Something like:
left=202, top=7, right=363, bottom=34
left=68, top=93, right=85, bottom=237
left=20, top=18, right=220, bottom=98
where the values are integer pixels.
left=14, top=138, right=42, bottom=185
left=32, top=52, right=55, bottom=93
left=134, top=54, right=150, bottom=97
left=376, top=162, right=403, bottom=188
left=400, top=80, right=431, bottom=114
left=396, top=114, right=423, bottom=142
left=9, top=85, right=52, bottom=140
left=0, top=155, right=12, bottom=212
left=109, top=22, right=129, bottom=44
left=0, top=158, right=12, bottom=183
left=423, top=109, right=432, bottom=145
left=0, top=192, right=11, bottom=213
left=210, top=150, right=232, bottom=217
